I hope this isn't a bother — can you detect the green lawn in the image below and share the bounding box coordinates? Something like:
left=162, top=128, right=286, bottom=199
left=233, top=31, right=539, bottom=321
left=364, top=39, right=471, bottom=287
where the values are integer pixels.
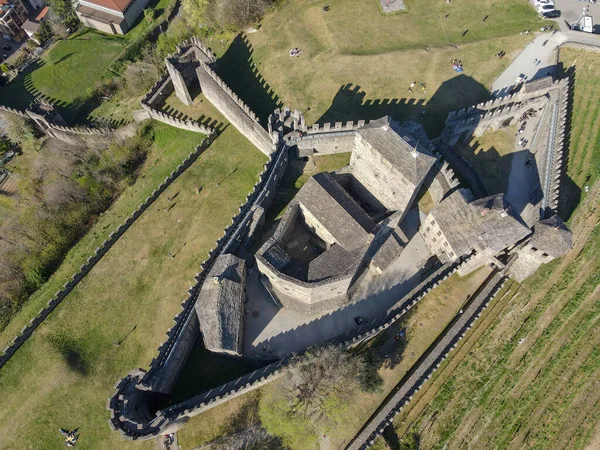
left=0, top=0, right=170, bottom=123
left=237, top=0, right=544, bottom=135
left=0, top=123, right=266, bottom=449
left=0, top=29, right=123, bottom=120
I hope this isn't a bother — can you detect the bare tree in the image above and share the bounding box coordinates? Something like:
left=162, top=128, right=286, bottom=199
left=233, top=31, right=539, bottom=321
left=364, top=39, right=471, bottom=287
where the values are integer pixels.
left=49, top=19, right=69, bottom=39
left=285, top=345, right=362, bottom=421
left=42, top=179, right=88, bottom=211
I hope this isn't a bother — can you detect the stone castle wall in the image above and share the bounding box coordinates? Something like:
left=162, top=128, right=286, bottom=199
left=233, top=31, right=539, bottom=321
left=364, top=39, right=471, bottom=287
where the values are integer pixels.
left=0, top=137, right=216, bottom=370
left=108, top=253, right=473, bottom=440
left=195, top=62, right=274, bottom=155
left=348, top=272, right=508, bottom=450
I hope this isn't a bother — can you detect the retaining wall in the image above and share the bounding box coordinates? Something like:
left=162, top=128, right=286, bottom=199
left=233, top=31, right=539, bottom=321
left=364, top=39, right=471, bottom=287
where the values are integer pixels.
left=0, top=136, right=216, bottom=370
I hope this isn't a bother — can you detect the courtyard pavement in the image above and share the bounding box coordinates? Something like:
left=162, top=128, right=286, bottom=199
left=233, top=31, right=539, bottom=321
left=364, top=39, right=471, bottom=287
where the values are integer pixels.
left=491, top=29, right=599, bottom=97
left=243, top=209, right=432, bottom=358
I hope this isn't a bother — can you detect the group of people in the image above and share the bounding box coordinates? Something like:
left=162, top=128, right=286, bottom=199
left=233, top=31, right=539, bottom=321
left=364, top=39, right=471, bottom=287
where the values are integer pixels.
left=408, top=81, right=427, bottom=94
left=163, top=433, right=175, bottom=450
left=59, top=428, right=79, bottom=447
left=289, top=47, right=302, bottom=57
left=496, top=50, right=506, bottom=59
left=518, top=137, right=529, bottom=147
left=451, top=59, right=464, bottom=71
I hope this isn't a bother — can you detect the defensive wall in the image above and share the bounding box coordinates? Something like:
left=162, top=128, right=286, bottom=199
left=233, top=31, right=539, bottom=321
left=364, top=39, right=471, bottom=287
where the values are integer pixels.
left=138, top=72, right=215, bottom=136
left=108, top=250, right=474, bottom=440
left=346, top=271, right=508, bottom=450
left=0, top=136, right=217, bottom=370
left=0, top=104, right=113, bottom=142
left=195, top=61, right=274, bottom=155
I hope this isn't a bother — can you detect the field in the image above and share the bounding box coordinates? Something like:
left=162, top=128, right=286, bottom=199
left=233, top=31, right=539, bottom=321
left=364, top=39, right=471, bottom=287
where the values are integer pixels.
left=387, top=49, right=600, bottom=450
left=0, top=123, right=266, bottom=450
left=559, top=48, right=600, bottom=219
left=240, top=0, right=544, bottom=136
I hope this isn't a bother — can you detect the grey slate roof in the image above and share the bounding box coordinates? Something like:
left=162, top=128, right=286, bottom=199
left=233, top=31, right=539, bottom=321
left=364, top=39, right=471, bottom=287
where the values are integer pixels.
left=295, top=172, right=375, bottom=252
left=357, top=116, right=437, bottom=186
left=263, top=242, right=292, bottom=271
left=523, top=76, right=553, bottom=94
left=372, top=230, right=405, bottom=272
left=308, top=244, right=358, bottom=282
left=196, top=254, right=246, bottom=355
left=530, top=214, right=572, bottom=258
left=430, top=190, right=531, bottom=257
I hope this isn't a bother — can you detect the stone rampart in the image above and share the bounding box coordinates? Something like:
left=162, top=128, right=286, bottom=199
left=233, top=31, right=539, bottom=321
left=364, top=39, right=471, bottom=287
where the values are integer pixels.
left=0, top=104, right=29, bottom=118
left=108, top=253, right=472, bottom=440
left=196, top=61, right=274, bottom=155
left=141, top=105, right=214, bottom=136
left=545, top=77, right=570, bottom=213
left=0, top=136, right=216, bottom=371
left=141, top=72, right=173, bottom=109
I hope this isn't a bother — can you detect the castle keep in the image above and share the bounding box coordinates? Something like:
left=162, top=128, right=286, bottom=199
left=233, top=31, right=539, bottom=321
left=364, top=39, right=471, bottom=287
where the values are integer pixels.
left=106, top=38, right=573, bottom=441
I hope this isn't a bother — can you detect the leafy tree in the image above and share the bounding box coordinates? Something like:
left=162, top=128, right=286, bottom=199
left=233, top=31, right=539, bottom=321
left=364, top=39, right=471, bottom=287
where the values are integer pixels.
left=47, top=0, right=78, bottom=26
left=34, top=20, right=53, bottom=43
left=0, top=113, right=44, bottom=152
left=181, top=0, right=210, bottom=29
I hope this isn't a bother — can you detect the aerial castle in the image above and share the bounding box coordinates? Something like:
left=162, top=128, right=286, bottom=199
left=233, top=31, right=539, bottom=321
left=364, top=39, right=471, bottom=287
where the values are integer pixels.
left=107, top=38, right=573, bottom=441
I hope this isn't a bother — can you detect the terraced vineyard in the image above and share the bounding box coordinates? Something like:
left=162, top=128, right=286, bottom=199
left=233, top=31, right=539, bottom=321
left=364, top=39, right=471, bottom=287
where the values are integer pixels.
left=390, top=49, right=600, bottom=450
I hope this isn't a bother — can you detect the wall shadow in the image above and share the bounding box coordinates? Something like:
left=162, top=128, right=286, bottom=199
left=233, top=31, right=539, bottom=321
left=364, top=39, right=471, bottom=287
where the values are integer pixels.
left=216, top=34, right=283, bottom=124
left=314, top=75, right=491, bottom=139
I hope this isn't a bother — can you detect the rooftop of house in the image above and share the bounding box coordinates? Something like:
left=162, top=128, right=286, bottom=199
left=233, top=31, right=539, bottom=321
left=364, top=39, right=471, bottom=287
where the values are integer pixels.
left=357, top=116, right=437, bottom=186
left=80, top=0, right=133, bottom=13
left=295, top=172, right=375, bottom=253
left=430, top=189, right=532, bottom=256
left=529, top=214, right=573, bottom=258
left=196, top=254, right=246, bottom=355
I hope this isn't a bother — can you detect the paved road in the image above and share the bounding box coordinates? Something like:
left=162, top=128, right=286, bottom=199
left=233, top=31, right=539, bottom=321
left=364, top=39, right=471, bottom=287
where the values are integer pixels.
left=491, top=30, right=600, bottom=96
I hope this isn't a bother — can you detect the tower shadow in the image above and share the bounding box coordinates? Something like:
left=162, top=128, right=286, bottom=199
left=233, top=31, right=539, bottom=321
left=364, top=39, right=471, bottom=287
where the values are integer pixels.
left=216, top=34, right=283, bottom=124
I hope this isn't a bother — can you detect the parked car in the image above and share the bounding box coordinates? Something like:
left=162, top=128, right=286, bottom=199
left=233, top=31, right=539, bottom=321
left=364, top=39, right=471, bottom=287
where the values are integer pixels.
left=538, top=4, right=556, bottom=13
left=534, top=0, right=555, bottom=5
left=543, top=10, right=561, bottom=18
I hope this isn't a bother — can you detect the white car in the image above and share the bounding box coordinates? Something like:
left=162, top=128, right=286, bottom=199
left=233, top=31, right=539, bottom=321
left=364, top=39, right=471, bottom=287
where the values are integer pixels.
left=538, top=4, right=555, bottom=13
left=534, top=0, right=554, bottom=6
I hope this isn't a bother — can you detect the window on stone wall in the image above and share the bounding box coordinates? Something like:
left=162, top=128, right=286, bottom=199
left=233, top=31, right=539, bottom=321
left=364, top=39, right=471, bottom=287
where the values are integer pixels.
left=444, top=241, right=449, bottom=247
left=437, top=231, right=442, bottom=236
left=432, top=237, right=437, bottom=243
left=542, top=252, right=549, bottom=257
left=425, top=227, right=430, bottom=233
left=431, top=219, right=436, bottom=225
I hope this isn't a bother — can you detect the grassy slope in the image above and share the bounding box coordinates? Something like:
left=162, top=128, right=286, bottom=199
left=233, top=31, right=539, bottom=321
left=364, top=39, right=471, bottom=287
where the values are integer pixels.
left=0, top=125, right=266, bottom=450
left=391, top=50, right=600, bottom=450
left=245, top=0, right=543, bottom=136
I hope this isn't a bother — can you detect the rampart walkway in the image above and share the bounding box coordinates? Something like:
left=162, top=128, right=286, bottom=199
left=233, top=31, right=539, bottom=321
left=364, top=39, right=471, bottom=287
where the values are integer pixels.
left=345, top=271, right=507, bottom=450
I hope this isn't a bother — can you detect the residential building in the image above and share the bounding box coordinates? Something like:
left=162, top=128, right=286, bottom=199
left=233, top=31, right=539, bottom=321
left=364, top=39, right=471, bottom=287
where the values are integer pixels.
left=0, top=0, right=28, bottom=41
left=76, top=0, right=151, bottom=35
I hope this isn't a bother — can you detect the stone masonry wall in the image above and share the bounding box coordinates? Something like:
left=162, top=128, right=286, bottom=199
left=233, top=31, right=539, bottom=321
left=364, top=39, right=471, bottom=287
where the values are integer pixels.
left=107, top=253, right=473, bottom=440
left=195, top=62, right=274, bottom=155
left=0, top=136, right=217, bottom=370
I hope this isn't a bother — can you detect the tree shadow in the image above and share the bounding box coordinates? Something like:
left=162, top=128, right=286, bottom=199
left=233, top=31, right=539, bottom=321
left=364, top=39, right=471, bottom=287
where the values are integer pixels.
left=53, top=52, right=75, bottom=65
left=216, top=34, right=283, bottom=124
left=49, top=334, right=90, bottom=375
